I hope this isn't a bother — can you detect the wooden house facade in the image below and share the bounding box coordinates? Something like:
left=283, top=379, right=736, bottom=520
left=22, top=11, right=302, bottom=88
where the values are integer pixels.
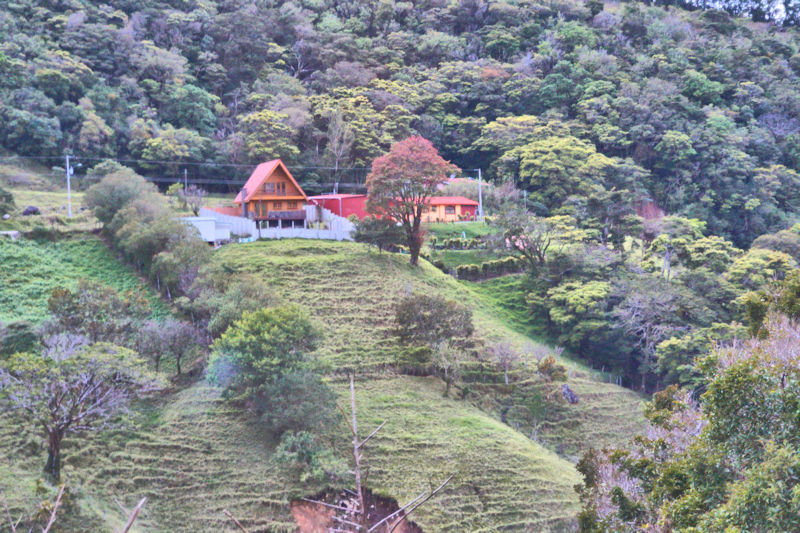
left=234, top=160, right=308, bottom=227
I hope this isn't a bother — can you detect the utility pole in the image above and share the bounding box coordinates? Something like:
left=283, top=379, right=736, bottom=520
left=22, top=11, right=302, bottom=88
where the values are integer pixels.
left=65, top=154, right=73, bottom=218
left=184, top=168, right=188, bottom=189
left=476, top=168, right=484, bottom=221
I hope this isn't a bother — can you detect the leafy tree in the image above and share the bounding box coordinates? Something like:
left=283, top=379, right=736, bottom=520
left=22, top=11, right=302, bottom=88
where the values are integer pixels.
left=489, top=208, right=573, bottom=274
left=0, top=339, right=160, bottom=480
left=150, top=232, right=211, bottom=300
left=393, top=293, right=474, bottom=349
left=725, top=248, right=796, bottom=291
left=257, top=371, right=336, bottom=436
left=545, top=280, right=611, bottom=355
left=208, top=306, right=320, bottom=403
left=46, top=280, right=150, bottom=345
left=136, top=319, right=202, bottom=375
left=352, top=216, right=404, bottom=253
left=366, top=136, right=457, bottom=265
left=500, top=136, right=617, bottom=211
left=84, top=168, right=156, bottom=225
left=577, top=316, right=800, bottom=530
left=751, top=225, right=800, bottom=263
left=238, top=109, right=300, bottom=162
left=642, top=216, right=707, bottom=281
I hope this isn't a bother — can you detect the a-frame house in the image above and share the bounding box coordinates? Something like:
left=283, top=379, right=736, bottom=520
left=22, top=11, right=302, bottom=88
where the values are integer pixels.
left=234, top=159, right=309, bottom=227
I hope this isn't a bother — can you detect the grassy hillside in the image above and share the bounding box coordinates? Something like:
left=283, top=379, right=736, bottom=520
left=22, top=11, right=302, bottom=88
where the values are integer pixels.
left=1, top=236, right=644, bottom=531
left=0, top=236, right=167, bottom=323
left=212, top=240, right=645, bottom=453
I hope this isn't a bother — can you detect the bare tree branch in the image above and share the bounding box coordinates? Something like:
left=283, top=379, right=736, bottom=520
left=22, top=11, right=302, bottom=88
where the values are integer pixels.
left=222, top=509, right=249, bottom=533
left=2, top=491, right=18, bottom=533
left=358, top=420, right=386, bottom=449
left=40, top=485, right=65, bottom=533
left=300, top=498, right=355, bottom=513
left=387, top=474, right=455, bottom=533
left=119, top=497, right=146, bottom=533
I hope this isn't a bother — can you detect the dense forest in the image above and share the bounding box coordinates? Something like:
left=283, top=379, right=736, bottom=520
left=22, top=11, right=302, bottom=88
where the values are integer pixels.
left=2, top=0, right=800, bottom=245
left=3, top=1, right=800, bottom=531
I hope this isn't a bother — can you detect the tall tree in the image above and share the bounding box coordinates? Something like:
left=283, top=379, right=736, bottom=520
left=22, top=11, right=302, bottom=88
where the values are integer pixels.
left=366, top=136, right=457, bottom=266
left=0, top=338, right=160, bottom=480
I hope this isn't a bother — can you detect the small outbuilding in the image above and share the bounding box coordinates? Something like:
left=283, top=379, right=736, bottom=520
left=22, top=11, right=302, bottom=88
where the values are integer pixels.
left=181, top=216, right=231, bottom=245
left=308, top=194, right=478, bottom=223
left=308, top=194, right=369, bottom=219
left=422, top=196, right=479, bottom=222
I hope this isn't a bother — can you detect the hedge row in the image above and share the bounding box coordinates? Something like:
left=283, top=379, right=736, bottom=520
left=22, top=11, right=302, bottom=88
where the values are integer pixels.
left=428, top=236, right=485, bottom=250
left=455, top=256, right=525, bottom=280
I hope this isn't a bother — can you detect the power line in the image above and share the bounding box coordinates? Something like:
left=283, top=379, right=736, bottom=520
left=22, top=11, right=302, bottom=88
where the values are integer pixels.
left=0, top=154, right=370, bottom=171
left=140, top=175, right=366, bottom=190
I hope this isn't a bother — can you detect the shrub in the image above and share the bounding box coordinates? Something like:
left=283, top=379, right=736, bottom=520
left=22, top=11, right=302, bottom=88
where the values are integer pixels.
left=0, top=184, right=15, bottom=215
left=84, top=168, right=156, bottom=225
left=353, top=216, right=404, bottom=252
left=274, top=431, right=347, bottom=485
left=0, top=320, right=39, bottom=356
left=257, top=371, right=336, bottom=435
left=208, top=305, right=320, bottom=403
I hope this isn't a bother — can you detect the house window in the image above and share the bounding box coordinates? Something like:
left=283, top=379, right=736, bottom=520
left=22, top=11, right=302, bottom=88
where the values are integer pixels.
left=445, top=205, right=456, bottom=215
left=273, top=201, right=283, bottom=210
left=264, top=182, right=275, bottom=194
left=279, top=182, right=286, bottom=195
left=260, top=202, right=268, bottom=217
left=288, top=201, right=297, bottom=209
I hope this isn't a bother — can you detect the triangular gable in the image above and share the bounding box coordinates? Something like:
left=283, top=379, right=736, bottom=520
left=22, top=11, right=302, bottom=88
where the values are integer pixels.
left=234, top=160, right=307, bottom=204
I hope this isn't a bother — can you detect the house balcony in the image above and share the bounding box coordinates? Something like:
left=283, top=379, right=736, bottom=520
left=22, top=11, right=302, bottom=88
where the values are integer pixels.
left=259, top=209, right=307, bottom=221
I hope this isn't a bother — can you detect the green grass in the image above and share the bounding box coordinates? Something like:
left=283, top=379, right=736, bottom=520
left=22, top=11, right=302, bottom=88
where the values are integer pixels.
left=464, top=274, right=543, bottom=337
left=1, top=237, right=645, bottom=531
left=428, top=248, right=505, bottom=269
left=0, top=236, right=167, bottom=323
left=424, top=221, right=492, bottom=240
left=213, top=240, right=646, bottom=452
left=0, top=188, right=99, bottom=233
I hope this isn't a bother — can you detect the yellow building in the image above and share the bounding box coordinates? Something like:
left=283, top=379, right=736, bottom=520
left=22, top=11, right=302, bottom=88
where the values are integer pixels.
left=421, top=196, right=479, bottom=223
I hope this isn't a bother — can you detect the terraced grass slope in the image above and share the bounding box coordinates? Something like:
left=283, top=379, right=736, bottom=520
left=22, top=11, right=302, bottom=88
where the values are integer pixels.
left=0, top=376, right=582, bottom=532
left=213, top=240, right=645, bottom=453
left=1, top=238, right=644, bottom=531
left=0, top=236, right=167, bottom=323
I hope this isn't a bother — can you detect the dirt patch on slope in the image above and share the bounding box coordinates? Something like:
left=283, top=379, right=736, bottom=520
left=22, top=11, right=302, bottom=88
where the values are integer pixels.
left=291, top=490, right=423, bottom=533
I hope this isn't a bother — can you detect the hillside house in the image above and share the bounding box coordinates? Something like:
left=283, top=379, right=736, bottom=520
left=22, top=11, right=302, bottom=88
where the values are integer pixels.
left=422, top=196, right=478, bottom=222
left=234, top=160, right=308, bottom=228
left=309, top=194, right=479, bottom=222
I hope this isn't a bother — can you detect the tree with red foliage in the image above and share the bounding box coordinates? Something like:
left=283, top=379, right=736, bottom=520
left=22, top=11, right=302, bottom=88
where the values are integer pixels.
left=366, top=136, right=458, bottom=266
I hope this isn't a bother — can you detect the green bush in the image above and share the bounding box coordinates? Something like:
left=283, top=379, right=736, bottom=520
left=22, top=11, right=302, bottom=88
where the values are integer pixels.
left=0, top=184, right=15, bottom=215
left=0, top=321, right=39, bottom=356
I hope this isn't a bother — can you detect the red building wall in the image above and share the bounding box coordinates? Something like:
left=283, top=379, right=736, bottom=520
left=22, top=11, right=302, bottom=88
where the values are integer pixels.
left=460, top=205, right=477, bottom=218
left=309, top=195, right=369, bottom=219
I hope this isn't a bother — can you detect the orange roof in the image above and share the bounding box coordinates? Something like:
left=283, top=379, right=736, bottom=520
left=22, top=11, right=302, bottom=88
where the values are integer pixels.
left=428, top=196, right=479, bottom=206
left=234, top=160, right=307, bottom=204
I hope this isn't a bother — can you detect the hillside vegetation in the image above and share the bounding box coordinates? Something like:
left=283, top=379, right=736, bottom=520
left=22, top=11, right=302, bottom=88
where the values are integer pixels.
left=2, top=0, right=800, bottom=245
left=0, top=233, right=644, bottom=531
left=0, top=236, right=167, bottom=323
